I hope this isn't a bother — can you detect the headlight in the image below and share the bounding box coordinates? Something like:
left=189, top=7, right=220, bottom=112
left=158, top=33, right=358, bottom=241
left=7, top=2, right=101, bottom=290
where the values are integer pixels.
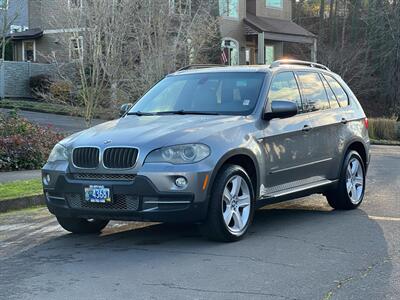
left=146, top=144, right=210, bottom=164
left=47, top=143, right=69, bottom=162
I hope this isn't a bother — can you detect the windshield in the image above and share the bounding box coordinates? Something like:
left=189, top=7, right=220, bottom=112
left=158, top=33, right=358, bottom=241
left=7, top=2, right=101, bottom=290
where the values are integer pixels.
left=129, top=72, right=266, bottom=116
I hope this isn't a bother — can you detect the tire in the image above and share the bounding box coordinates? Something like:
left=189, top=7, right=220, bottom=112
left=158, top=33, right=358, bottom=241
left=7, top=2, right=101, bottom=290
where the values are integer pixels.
left=200, top=164, right=255, bottom=242
left=326, top=150, right=366, bottom=210
left=56, top=217, right=109, bottom=234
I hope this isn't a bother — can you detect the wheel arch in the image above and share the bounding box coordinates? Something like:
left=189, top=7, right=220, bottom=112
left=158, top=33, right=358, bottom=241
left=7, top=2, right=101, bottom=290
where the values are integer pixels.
left=344, top=139, right=368, bottom=168
left=208, top=149, right=260, bottom=200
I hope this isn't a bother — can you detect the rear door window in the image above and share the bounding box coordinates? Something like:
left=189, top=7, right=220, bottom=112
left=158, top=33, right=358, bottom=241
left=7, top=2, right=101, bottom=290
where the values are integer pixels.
left=323, top=74, right=349, bottom=107
left=297, top=72, right=330, bottom=112
left=268, top=72, right=303, bottom=113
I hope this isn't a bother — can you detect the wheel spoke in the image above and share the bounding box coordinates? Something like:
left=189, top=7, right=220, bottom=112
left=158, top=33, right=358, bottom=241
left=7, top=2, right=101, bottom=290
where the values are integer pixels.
left=346, top=180, right=353, bottom=193
left=351, top=160, right=359, bottom=175
left=351, top=185, right=357, bottom=199
left=223, top=207, right=233, bottom=225
left=232, top=210, right=244, bottom=230
left=237, top=195, right=250, bottom=208
left=354, top=176, right=363, bottom=186
left=223, top=188, right=232, bottom=204
left=230, top=176, right=242, bottom=197
left=346, top=165, right=352, bottom=179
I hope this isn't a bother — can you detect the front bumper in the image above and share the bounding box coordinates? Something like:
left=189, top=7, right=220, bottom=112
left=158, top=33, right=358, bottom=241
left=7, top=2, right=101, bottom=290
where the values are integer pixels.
left=43, top=172, right=210, bottom=223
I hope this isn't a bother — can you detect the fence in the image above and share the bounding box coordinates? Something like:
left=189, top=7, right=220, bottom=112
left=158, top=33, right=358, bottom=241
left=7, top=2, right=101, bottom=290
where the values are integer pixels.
left=0, top=61, right=55, bottom=99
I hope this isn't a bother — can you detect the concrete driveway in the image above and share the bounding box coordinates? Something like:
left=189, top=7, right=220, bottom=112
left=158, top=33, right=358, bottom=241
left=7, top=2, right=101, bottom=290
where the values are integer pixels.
left=0, top=145, right=399, bottom=300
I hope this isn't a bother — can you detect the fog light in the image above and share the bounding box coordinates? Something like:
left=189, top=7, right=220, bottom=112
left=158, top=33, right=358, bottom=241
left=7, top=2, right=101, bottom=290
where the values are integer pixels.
left=43, top=174, right=51, bottom=185
left=175, top=177, right=187, bottom=188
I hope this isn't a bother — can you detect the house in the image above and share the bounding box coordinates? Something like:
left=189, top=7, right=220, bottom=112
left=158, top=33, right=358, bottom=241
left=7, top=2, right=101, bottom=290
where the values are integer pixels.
left=219, top=0, right=317, bottom=65
left=3, top=0, right=83, bottom=63
left=4, top=0, right=316, bottom=65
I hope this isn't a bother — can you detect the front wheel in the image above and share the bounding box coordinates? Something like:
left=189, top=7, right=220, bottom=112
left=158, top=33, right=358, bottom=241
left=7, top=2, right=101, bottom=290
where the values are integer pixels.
left=56, top=217, right=109, bottom=234
left=200, top=164, right=255, bottom=242
left=326, top=150, right=366, bottom=210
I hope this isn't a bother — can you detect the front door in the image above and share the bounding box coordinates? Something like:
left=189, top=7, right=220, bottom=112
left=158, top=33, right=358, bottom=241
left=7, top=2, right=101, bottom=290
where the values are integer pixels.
left=261, top=71, right=314, bottom=197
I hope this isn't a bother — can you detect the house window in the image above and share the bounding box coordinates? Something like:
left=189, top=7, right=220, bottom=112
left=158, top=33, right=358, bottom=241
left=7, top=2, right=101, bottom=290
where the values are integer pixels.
left=266, top=0, right=283, bottom=9
left=221, top=38, right=239, bottom=66
left=169, top=0, right=191, bottom=15
left=68, top=0, right=82, bottom=9
left=22, top=40, right=36, bottom=62
left=219, top=0, right=239, bottom=18
left=69, top=36, right=83, bottom=60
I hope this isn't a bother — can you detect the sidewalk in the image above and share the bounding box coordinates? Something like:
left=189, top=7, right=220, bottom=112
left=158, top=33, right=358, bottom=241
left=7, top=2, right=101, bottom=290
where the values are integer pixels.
left=0, top=170, right=41, bottom=184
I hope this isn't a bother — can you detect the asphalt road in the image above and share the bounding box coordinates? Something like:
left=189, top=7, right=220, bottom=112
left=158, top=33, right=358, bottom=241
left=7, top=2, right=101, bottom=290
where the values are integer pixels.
left=0, top=108, right=105, bottom=133
left=0, top=145, right=399, bottom=300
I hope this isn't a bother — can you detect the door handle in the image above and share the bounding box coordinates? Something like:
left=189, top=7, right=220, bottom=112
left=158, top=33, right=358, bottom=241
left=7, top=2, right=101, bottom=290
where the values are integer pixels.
left=302, top=125, right=312, bottom=132
left=341, top=118, right=348, bottom=124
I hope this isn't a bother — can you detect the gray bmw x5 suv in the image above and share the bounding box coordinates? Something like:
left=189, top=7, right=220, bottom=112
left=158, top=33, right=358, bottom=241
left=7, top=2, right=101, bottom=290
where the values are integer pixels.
left=42, top=60, right=370, bottom=242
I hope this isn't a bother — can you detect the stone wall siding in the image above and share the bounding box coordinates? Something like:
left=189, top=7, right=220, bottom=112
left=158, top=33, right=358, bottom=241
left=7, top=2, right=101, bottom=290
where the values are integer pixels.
left=0, top=61, right=55, bottom=98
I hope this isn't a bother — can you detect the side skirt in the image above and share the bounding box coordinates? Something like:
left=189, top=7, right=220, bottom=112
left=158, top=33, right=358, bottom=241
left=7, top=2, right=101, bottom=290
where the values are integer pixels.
left=255, top=179, right=339, bottom=209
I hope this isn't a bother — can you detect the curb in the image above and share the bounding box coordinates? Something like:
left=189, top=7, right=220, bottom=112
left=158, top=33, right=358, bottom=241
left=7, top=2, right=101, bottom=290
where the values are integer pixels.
left=0, top=194, right=45, bottom=213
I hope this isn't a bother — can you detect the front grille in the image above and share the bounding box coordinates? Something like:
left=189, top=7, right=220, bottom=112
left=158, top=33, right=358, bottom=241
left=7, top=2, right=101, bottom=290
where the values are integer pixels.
left=72, top=147, right=99, bottom=169
left=71, top=173, right=135, bottom=181
left=66, top=193, right=140, bottom=211
left=103, top=147, right=138, bottom=169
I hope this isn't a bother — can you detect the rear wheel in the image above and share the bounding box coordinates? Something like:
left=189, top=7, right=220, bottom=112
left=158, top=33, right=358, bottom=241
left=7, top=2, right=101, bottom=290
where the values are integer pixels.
left=200, top=164, right=255, bottom=242
left=57, top=217, right=109, bottom=234
left=326, top=151, right=366, bottom=210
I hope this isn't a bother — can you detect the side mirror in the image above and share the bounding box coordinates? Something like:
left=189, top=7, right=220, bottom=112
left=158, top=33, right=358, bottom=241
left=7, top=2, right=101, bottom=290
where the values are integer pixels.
left=119, top=103, right=133, bottom=117
left=263, top=100, right=298, bottom=121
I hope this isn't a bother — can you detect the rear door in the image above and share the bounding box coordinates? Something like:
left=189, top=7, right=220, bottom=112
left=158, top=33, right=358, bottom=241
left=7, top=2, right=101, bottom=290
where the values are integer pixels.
left=261, top=71, right=315, bottom=195
left=296, top=71, right=342, bottom=180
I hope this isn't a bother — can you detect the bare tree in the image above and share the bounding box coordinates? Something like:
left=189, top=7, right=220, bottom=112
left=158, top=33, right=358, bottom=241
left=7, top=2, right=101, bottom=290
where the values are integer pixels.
left=43, top=0, right=220, bottom=126
left=0, top=0, right=20, bottom=61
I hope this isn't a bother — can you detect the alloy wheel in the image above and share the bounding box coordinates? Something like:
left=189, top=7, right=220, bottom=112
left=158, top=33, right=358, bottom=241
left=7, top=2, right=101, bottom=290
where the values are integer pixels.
left=222, top=175, right=251, bottom=234
left=346, top=157, right=364, bottom=204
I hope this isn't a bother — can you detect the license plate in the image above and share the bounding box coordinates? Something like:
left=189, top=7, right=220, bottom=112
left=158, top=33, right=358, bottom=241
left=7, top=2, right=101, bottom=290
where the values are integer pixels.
left=84, top=185, right=111, bottom=203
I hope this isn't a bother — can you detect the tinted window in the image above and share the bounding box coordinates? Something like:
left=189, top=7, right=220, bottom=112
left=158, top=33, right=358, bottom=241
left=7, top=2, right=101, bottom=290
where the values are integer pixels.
left=268, top=72, right=303, bottom=112
left=297, top=72, right=330, bottom=111
left=130, top=72, right=265, bottom=115
left=321, top=75, right=340, bottom=108
left=324, top=74, right=349, bottom=107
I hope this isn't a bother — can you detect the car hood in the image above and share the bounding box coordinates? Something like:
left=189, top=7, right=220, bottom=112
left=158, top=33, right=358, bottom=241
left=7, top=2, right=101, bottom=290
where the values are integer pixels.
left=64, top=115, right=253, bottom=149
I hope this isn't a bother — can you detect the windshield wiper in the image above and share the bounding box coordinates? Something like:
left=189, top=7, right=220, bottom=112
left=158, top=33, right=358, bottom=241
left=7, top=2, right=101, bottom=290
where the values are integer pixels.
left=126, top=111, right=156, bottom=116
left=156, top=110, right=220, bottom=116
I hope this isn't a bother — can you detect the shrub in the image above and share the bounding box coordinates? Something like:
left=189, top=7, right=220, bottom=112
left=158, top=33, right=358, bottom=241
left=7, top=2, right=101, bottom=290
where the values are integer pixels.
left=49, top=81, right=73, bottom=104
left=368, top=118, right=399, bottom=141
left=0, top=111, right=64, bottom=171
left=29, top=75, right=52, bottom=99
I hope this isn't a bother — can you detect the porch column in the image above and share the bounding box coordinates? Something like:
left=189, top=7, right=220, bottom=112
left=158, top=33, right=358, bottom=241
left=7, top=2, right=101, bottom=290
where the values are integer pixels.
left=311, top=38, right=317, bottom=62
left=257, top=32, right=265, bottom=64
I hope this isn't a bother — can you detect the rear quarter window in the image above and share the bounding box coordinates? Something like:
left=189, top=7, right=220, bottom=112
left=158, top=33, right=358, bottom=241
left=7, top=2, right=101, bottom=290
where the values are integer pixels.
left=324, top=74, right=349, bottom=107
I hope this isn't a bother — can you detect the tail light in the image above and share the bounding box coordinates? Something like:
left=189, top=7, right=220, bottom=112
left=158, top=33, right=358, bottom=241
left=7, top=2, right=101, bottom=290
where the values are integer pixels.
left=364, top=117, right=369, bottom=129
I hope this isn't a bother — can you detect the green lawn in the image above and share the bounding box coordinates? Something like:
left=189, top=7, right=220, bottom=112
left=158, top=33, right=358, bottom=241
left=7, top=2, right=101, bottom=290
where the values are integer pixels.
left=0, top=179, right=43, bottom=201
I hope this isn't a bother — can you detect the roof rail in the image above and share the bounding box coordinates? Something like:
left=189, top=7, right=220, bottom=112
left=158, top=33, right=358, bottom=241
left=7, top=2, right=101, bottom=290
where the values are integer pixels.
left=177, top=64, right=226, bottom=71
left=270, top=59, right=330, bottom=71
